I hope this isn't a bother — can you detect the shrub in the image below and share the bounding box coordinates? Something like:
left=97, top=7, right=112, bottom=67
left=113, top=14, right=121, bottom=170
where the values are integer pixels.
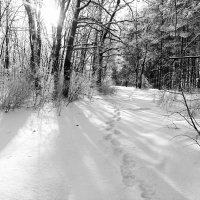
left=68, top=71, right=94, bottom=102
left=98, top=80, right=117, bottom=95
left=0, top=75, right=32, bottom=112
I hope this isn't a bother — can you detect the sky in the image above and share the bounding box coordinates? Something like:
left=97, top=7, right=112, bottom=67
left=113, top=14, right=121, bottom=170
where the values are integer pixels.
left=118, top=0, right=147, bottom=20
left=41, top=0, right=59, bottom=27
left=40, top=0, right=147, bottom=30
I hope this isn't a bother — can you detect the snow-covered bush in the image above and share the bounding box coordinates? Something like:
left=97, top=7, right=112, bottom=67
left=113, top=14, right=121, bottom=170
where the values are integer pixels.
left=98, top=78, right=117, bottom=95
left=68, top=71, right=95, bottom=102
left=156, top=90, right=179, bottom=111
left=0, top=74, right=32, bottom=112
left=156, top=88, right=200, bottom=145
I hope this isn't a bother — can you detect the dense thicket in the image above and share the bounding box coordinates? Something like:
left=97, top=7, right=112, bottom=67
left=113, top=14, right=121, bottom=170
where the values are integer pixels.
left=117, top=0, right=200, bottom=91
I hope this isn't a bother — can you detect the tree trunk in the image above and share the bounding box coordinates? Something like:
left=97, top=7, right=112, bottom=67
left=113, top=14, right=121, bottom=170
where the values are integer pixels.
left=4, top=6, right=9, bottom=70
left=52, top=0, right=68, bottom=98
left=63, top=0, right=81, bottom=97
left=23, top=0, right=41, bottom=90
left=97, top=0, right=121, bottom=86
left=92, top=30, right=98, bottom=77
left=138, top=44, right=147, bottom=88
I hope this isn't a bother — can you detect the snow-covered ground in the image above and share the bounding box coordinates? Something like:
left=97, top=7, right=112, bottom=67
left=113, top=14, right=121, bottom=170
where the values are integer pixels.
left=0, top=86, right=199, bottom=200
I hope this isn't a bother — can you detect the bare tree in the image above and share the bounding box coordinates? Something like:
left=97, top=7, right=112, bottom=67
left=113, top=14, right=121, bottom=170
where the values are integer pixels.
left=52, top=0, right=72, bottom=98
left=23, top=0, right=41, bottom=90
left=63, top=0, right=91, bottom=97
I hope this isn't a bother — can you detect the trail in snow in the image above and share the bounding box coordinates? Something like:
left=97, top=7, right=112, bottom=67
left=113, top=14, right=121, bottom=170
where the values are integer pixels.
left=0, top=87, right=199, bottom=200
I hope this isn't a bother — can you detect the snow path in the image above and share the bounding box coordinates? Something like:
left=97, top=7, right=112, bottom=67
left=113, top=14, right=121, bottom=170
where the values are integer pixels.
left=0, top=87, right=199, bottom=200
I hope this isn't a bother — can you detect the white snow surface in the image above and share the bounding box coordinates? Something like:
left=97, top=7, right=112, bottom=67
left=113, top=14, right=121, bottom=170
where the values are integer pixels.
left=0, top=86, right=199, bottom=200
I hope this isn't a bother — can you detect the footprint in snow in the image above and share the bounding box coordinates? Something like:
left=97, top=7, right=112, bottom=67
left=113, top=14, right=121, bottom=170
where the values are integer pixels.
left=113, top=111, right=121, bottom=119
left=116, top=116, right=121, bottom=121
left=115, top=110, right=121, bottom=121
left=104, top=106, right=121, bottom=133
left=103, top=106, right=123, bottom=156
left=111, top=138, right=121, bottom=146
left=122, top=174, right=137, bottom=187
left=122, top=153, right=137, bottom=168
left=105, top=120, right=115, bottom=130
left=115, top=111, right=120, bottom=116
left=111, top=138, right=123, bottom=156
left=139, top=181, right=157, bottom=200
left=113, top=129, right=121, bottom=135
left=105, top=126, right=113, bottom=131
left=108, top=119, right=115, bottom=124
left=120, top=153, right=137, bottom=187
left=113, top=146, right=123, bottom=156
left=104, top=133, right=113, bottom=140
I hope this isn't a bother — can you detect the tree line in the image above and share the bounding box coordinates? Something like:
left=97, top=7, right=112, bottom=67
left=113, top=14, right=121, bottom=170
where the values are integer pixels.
left=116, top=0, right=200, bottom=91
left=1, top=0, right=200, bottom=110
left=0, top=0, right=134, bottom=104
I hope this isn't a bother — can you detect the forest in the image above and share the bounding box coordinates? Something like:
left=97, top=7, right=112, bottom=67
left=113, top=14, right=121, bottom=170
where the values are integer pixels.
left=0, top=0, right=200, bottom=200
left=0, top=0, right=199, bottom=107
